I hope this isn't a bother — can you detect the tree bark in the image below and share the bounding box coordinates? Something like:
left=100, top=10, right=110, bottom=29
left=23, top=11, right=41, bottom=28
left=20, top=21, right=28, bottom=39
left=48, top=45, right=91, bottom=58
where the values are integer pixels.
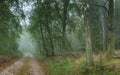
left=100, top=7, right=107, bottom=51
left=106, top=0, right=115, bottom=60
left=39, top=24, right=48, bottom=56
left=83, top=0, right=93, bottom=66
left=82, top=0, right=93, bottom=66
left=62, top=0, right=69, bottom=51
left=45, top=17, right=55, bottom=56
left=44, top=0, right=55, bottom=56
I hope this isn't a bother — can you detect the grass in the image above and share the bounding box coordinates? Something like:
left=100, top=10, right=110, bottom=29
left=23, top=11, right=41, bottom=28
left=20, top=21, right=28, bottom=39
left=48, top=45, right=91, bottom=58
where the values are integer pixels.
left=42, top=54, right=120, bottom=75
left=45, top=59, right=73, bottom=75
left=43, top=55, right=85, bottom=75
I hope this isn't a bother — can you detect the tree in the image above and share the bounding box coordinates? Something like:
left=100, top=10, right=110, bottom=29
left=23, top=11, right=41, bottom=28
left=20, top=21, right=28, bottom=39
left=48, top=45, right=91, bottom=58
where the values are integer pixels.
left=62, top=0, right=69, bottom=51
left=82, top=0, right=93, bottom=66
left=106, top=0, right=115, bottom=60
left=99, top=0, right=108, bottom=51
left=0, top=0, right=22, bottom=55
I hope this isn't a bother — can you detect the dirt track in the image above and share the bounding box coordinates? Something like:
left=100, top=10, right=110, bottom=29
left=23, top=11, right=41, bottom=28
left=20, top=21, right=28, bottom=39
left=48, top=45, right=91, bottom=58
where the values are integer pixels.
left=0, top=53, right=44, bottom=75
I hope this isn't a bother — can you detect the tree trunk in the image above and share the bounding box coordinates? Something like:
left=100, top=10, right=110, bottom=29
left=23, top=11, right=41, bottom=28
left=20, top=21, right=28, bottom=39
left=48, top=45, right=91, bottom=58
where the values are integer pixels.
left=62, top=0, right=69, bottom=51
left=106, top=0, right=115, bottom=60
left=44, top=0, right=55, bottom=56
left=39, top=24, right=48, bottom=56
left=100, top=7, right=107, bottom=51
left=45, top=18, right=55, bottom=56
left=82, top=0, right=93, bottom=66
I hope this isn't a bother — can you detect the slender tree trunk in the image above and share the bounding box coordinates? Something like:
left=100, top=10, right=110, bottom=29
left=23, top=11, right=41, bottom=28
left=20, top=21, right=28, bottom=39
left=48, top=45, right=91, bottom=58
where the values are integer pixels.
left=47, top=26, right=55, bottom=56
left=62, top=0, right=69, bottom=51
left=82, top=0, right=93, bottom=66
left=45, top=18, right=55, bottom=56
left=106, top=0, right=115, bottom=60
left=39, top=24, right=48, bottom=56
left=44, top=0, right=55, bottom=56
left=99, top=1, right=106, bottom=51
left=100, top=8, right=106, bottom=51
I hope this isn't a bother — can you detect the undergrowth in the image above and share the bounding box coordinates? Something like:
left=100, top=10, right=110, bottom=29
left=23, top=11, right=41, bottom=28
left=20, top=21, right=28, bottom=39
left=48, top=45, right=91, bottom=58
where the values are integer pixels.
left=43, top=55, right=120, bottom=75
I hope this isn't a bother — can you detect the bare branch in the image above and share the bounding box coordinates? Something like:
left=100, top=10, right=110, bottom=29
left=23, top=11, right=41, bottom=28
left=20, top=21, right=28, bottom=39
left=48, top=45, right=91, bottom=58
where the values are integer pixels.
left=87, top=1, right=108, bottom=13
left=104, top=0, right=108, bottom=6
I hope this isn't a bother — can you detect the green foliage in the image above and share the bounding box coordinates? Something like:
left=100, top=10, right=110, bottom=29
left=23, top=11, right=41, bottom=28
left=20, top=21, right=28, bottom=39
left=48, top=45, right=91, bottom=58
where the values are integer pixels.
left=0, top=0, right=22, bottom=55
left=28, top=0, right=87, bottom=56
left=44, top=56, right=120, bottom=75
left=45, top=58, right=75, bottom=75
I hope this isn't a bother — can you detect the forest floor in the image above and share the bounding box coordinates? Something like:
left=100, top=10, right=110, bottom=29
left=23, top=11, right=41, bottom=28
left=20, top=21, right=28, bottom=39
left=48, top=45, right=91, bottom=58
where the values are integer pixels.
left=39, top=51, right=120, bottom=75
left=0, top=53, right=45, bottom=75
left=1, top=51, right=120, bottom=75
left=0, top=56, right=18, bottom=72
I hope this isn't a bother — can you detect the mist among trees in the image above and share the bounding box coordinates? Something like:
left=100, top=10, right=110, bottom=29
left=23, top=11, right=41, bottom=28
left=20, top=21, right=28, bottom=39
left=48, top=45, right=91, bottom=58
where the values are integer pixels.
left=0, top=0, right=120, bottom=75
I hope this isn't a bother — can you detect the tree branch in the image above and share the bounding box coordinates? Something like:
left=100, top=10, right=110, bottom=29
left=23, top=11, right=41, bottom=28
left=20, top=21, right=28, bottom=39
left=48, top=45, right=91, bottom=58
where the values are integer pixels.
left=53, top=25, right=62, bottom=33
left=87, top=1, right=108, bottom=13
left=104, top=0, right=108, bottom=6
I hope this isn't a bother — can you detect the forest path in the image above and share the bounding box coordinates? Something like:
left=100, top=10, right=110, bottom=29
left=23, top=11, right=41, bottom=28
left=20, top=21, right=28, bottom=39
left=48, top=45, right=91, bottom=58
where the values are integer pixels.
left=0, top=53, right=44, bottom=75
left=29, top=59, right=44, bottom=75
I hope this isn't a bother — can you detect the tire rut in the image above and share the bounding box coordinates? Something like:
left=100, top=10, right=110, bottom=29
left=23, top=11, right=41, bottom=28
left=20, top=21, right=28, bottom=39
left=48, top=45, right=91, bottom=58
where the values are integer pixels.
left=0, top=53, right=45, bottom=75
left=29, top=59, right=44, bottom=75
left=0, top=59, right=24, bottom=75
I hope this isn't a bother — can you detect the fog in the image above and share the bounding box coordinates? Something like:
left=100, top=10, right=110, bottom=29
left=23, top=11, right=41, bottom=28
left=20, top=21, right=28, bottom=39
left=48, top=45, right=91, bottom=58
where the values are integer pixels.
left=18, top=30, right=37, bottom=51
